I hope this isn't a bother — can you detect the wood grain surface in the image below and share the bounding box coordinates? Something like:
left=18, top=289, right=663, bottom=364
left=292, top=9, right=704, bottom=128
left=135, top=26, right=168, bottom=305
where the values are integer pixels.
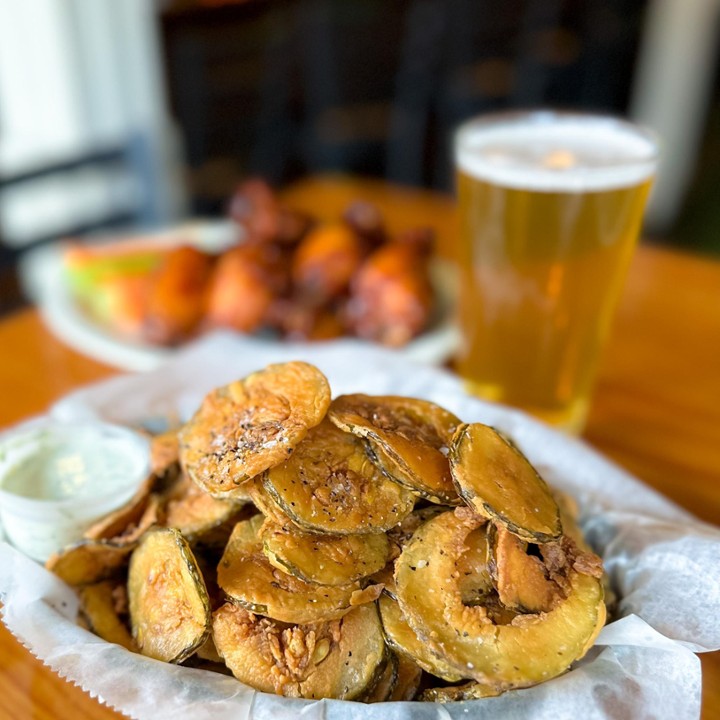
left=0, top=175, right=718, bottom=719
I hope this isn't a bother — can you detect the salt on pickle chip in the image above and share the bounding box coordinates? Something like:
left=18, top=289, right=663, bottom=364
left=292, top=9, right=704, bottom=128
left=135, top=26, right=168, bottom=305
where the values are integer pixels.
left=179, top=362, right=331, bottom=497
left=263, top=418, right=415, bottom=535
left=329, top=394, right=461, bottom=505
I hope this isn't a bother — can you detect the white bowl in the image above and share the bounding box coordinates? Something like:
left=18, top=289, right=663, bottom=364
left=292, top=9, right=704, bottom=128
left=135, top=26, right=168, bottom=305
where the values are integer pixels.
left=0, top=419, right=149, bottom=561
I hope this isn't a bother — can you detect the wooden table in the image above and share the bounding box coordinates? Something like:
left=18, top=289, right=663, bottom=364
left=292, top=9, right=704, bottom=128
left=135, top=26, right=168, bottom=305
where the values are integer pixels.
left=0, top=175, right=718, bottom=718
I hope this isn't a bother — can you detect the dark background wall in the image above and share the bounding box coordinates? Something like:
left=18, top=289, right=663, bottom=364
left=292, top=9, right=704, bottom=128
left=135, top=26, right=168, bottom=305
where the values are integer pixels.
left=161, top=0, right=648, bottom=215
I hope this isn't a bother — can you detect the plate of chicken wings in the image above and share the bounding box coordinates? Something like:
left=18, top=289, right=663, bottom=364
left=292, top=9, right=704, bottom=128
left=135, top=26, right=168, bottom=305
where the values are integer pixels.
left=20, top=180, right=459, bottom=371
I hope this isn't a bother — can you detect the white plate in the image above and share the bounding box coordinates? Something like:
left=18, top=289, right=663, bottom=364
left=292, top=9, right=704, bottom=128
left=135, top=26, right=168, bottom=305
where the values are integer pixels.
left=20, top=221, right=460, bottom=371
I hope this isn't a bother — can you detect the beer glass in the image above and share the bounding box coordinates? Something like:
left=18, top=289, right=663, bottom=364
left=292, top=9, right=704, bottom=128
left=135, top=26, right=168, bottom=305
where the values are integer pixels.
left=454, top=111, right=658, bottom=433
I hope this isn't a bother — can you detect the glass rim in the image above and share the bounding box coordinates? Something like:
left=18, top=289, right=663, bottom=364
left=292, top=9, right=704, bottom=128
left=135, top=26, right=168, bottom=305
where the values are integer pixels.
left=452, top=108, right=661, bottom=192
left=456, top=109, right=660, bottom=150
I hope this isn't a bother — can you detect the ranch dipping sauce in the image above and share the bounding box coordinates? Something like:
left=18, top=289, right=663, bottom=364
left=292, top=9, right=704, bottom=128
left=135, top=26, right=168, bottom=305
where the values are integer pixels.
left=0, top=420, right=150, bottom=561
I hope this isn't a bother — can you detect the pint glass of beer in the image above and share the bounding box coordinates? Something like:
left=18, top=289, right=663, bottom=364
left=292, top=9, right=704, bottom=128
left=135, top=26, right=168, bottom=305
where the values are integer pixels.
left=454, top=112, right=658, bottom=433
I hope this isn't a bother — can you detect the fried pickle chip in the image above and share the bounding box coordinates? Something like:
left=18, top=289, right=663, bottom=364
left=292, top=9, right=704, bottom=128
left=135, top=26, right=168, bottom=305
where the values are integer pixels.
left=179, top=362, right=331, bottom=497
left=46, top=539, right=136, bottom=587
left=394, top=509, right=605, bottom=687
left=329, top=394, right=461, bottom=504
left=150, top=429, right=180, bottom=478
left=374, top=506, right=448, bottom=599
left=389, top=654, right=423, bottom=701
left=244, top=476, right=291, bottom=524
left=128, top=527, right=211, bottom=663
left=217, top=515, right=379, bottom=624
left=195, top=634, right=224, bottom=663
left=489, top=523, right=562, bottom=614
left=162, top=471, right=251, bottom=545
left=378, top=594, right=462, bottom=682
left=212, top=603, right=386, bottom=699
left=263, top=418, right=415, bottom=534
left=454, top=524, right=495, bottom=607
left=449, top=423, right=562, bottom=542
left=82, top=477, right=156, bottom=542
left=420, top=681, right=505, bottom=703
left=362, top=652, right=399, bottom=702
left=46, top=360, right=609, bottom=704
left=79, top=581, right=135, bottom=651
left=261, top=520, right=390, bottom=586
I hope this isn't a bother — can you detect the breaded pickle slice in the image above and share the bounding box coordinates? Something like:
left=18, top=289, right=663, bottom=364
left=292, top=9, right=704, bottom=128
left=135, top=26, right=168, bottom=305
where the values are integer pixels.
left=83, top=476, right=156, bottom=542
left=362, top=652, right=399, bottom=702
left=378, top=594, right=462, bottom=682
left=450, top=423, right=561, bottom=542
left=386, top=505, right=446, bottom=556
left=195, top=634, right=224, bottom=663
left=79, top=581, right=135, bottom=651
left=47, top=539, right=136, bottom=587
left=263, top=419, right=415, bottom=534
left=454, top=523, right=495, bottom=608
left=420, top=681, right=504, bottom=702
left=128, top=527, right=211, bottom=663
left=394, top=509, right=605, bottom=688
left=212, top=602, right=386, bottom=699
left=389, top=654, right=423, bottom=701
left=217, top=515, right=380, bottom=624
left=244, top=476, right=291, bottom=524
left=163, top=471, right=250, bottom=545
left=373, top=506, right=448, bottom=599
left=329, top=394, right=460, bottom=504
left=179, top=362, right=331, bottom=497
left=150, top=428, right=180, bottom=478
left=261, top=520, right=390, bottom=586
left=489, top=523, right=562, bottom=614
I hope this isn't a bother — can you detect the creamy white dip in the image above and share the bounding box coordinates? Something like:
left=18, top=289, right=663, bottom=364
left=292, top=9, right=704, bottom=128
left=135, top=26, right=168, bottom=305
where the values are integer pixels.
left=0, top=420, right=150, bottom=561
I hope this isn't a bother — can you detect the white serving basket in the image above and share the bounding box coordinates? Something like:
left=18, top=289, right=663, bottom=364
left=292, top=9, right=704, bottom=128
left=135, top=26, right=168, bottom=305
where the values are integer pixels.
left=1, top=333, right=719, bottom=720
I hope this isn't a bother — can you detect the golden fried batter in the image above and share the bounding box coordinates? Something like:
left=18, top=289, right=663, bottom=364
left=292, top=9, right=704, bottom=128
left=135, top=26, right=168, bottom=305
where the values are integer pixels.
left=263, top=418, right=415, bottom=534
left=179, top=362, right=331, bottom=497
left=213, top=603, right=385, bottom=699
left=330, top=394, right=460, bottom=504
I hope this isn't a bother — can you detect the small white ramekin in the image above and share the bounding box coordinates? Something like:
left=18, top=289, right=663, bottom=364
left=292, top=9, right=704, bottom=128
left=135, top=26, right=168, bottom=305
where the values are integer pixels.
left=0, top=419, right=150, bottom=562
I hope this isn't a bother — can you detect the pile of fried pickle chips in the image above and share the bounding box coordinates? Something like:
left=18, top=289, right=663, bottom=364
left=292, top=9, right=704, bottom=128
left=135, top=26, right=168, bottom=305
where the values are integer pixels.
left=48, top=361, right=606, bottom=703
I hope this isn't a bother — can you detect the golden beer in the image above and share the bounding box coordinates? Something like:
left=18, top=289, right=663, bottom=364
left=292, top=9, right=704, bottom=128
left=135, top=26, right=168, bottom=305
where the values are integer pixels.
left=454, top=113, right=657, bottom=432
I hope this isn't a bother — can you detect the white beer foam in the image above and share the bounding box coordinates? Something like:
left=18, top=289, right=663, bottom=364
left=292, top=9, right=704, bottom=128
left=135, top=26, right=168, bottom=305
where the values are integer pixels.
left=456, top=115, right=657, bottom=192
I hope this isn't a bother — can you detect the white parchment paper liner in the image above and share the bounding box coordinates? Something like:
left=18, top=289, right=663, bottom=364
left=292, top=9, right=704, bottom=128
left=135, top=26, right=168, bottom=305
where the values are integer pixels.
left=2, top=333, right=719, bottom=720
